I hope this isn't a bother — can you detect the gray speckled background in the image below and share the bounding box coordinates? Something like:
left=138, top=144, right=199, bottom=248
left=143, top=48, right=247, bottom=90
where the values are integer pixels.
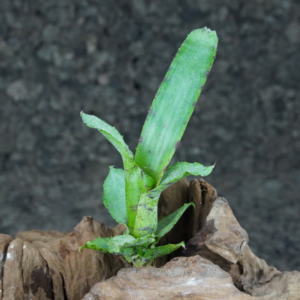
left=1, top=0, right=300, bottom=271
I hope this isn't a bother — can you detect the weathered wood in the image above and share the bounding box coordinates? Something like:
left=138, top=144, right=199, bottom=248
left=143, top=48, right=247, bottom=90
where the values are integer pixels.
left=83, top=255, right=254, bottom=300
left=0, top=217, right=126, bottom=300
left=183, top=179, right=300, bottom=299
left=2, top=239, right=24, bottom=300
left=1, top=179, right=299, bottom=299
left=0, top=234, right=14, bottom=300
left=83, top=178, right=300, bottom=299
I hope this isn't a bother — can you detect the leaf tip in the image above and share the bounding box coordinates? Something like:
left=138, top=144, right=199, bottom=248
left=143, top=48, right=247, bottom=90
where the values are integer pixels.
left=80, top=111, right=87, bottom=123
left=180, top=241, right=185, bottom=249
left=189, top=27, right=218, bottom=48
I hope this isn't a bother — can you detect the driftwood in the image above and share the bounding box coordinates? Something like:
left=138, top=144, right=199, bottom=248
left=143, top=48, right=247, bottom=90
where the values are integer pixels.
left=83, top=179, right=300, bottom=299
left=0, top=178, right=299, bottom=299
left=83, top=255, right=254, bottom=300
left=0, top=217, right=127, bottom=300
left=183, top=179, right=300, bottom=299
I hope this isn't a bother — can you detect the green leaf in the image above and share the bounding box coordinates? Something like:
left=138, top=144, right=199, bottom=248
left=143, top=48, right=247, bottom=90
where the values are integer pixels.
left=103, top=167, right=127, bottom=225
left=126, top=234, right=155, bottom=248
left=125, top=164, right=148, bottom=233
left=148, top=162, right=214, bottom=199
left=155, top=203, right=195, bottom=240
left=80, top=234, right=156, bottom=255
left=79, top=236, right=111, bottom=253
left=133, top=193, right=159, bottom=237
left=80, top=112, right=134, bottom=170
left=139, top=242, right=185, bottom=261
left=142, top=172, right=156, bottom=191
left=120, top=247, right=136, bottom=263
left=80, top=112, right=153, bottom=233
left=107, top=235, right=137, bottom=253
left=79, top=235, right=135, bottom=254
left=134, top=28, right=218, bottom=183
left=161, top=161, right=214, bottom=186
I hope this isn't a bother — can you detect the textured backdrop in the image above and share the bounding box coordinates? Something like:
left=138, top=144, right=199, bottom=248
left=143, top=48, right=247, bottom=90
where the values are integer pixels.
left=1, top=0, right=300, bottom=271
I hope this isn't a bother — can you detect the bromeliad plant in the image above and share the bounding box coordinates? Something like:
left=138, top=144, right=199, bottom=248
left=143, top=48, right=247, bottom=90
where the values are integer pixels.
left=79, top=28, right=218, bottom=267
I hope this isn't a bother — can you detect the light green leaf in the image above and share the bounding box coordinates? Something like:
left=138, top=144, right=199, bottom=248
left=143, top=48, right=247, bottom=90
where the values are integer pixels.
left=133, top=193, right=159, bottom=237
left=107, top=235, right=137, bottom=253
left=125, top=165, right=148, bottom=233
left=79, top=235, right=134, bottom=254
left=142, top=172, right=156, bottom=191
left=139, top=242, right=185, bottom=261
left=126, top=234, right=155, bottom=248
left=155, top=203, right=195, bottom=240
left=103, top=167, right=127, bottom=225
left=120, top=247, right=136, bottom=263
left=161, top=161, right=214, bottom=185
left=80, top=112, right=152, bottom=233
left=148, top=162, right=214, bottom=199
left=80, top=112, right=134, bottom=170
left=134, top=28, right=218, bottom=183
left=80, top=234, right=156, bottom=255
left=79, top=236, right=111, bottom=253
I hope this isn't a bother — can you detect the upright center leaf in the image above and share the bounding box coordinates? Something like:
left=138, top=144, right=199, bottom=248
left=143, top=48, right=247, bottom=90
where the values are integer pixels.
left=134, top=28, right=218, bottom=184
